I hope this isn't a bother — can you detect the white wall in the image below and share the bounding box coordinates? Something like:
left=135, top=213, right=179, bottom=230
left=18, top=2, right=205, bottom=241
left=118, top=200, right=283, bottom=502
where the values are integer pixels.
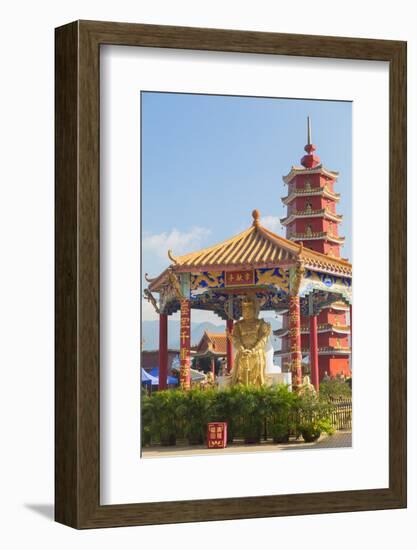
left=0, top=1, right=415, bottom=548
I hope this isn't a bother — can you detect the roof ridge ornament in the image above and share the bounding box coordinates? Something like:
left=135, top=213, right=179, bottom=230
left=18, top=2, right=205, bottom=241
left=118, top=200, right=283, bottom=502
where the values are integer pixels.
left=167, top=249, right=178, bottom=264
left=252, top=209, right=260, bottom=226
left=301, top=116, right=321, bottom=168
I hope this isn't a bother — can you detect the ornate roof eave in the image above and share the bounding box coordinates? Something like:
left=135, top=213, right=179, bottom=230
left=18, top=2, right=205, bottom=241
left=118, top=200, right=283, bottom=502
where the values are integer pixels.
left=282, top=164, right=339, bottom=185
left=280, top=210, right=343, bottom=226
left=289, top=233, right=345, bottom=245
left=273, top=328, right=289, bottom=337
left=315, top=349, right=351, bottom=356
left=148, top=267, right=171, bottom=292
left=171, top=259, right=295, bottom=274
left=281, top=187, right=341, bottom=205
left=329, top=302, right=350, bottom=311
left=146, top=212, right=351, bottom=292
left=299, top=324, right=351, bottom=335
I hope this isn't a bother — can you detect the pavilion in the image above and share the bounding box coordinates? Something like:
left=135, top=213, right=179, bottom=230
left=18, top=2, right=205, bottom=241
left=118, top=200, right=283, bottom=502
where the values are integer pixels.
left=193, top=331, right=228, bottom=378
left=145, top=209, right=352, bottom=391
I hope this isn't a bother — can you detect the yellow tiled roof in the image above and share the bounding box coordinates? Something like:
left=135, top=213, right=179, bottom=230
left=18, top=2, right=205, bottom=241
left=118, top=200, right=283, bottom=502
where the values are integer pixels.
left=148, top=211, right=351, bottom=291
left=168, top=216, right=299, bottom=268
left=168, top=211, right=351, bottom=275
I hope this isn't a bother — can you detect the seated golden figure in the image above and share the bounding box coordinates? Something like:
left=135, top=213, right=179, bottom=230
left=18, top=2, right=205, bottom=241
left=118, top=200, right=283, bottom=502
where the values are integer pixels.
left=231, top=295, right=271, bottom=387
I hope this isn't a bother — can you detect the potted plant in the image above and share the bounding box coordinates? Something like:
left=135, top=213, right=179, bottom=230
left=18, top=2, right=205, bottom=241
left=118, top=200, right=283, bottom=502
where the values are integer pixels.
left=296, top=393, right=335, bottom=443
left=298, top=417, right=334, bottom=442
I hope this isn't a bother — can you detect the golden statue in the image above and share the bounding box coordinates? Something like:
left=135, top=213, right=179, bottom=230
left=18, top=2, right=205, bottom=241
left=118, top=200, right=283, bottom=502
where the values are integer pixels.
left=231, top=295, right=271, bottom=386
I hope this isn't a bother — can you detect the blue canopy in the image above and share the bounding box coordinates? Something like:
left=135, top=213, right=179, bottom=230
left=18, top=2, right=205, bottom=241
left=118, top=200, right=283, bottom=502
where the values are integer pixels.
left=149, top=367, right=178, bottom=385
left=141, top=368, right=178, bottom=386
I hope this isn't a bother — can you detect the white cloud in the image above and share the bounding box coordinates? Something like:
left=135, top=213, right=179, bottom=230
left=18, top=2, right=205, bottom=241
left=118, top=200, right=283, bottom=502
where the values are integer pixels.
left=142, top=226, right=212, bottom=321
left=260, top=215, right=282, bottom=235
left=142, top=226, right=211, bottom=263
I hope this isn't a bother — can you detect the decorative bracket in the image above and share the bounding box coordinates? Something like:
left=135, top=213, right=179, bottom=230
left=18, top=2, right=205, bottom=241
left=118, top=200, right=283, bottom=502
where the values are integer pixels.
left=143, top=288, right=160, bottom=314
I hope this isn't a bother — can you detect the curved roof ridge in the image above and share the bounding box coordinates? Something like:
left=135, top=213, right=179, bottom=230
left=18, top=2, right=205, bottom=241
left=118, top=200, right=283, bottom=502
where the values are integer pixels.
left=171, top=225, right=255, bottom=264
left=258, top=224, right=301, bottom=253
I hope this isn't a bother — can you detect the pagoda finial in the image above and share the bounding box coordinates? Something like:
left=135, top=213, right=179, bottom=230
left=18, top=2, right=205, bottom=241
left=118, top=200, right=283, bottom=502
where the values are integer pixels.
left=301, top=116, right=320, bottom=168
left=252, top=209, right=260, bottom=226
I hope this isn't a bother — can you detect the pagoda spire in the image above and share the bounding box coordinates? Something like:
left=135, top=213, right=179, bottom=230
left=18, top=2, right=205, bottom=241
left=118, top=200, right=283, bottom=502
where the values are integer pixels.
left=301, top=116, right=320, bottom=169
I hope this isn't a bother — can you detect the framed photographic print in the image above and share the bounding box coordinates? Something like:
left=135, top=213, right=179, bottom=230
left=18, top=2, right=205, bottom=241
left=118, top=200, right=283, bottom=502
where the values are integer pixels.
left=55, top=20, right=406, bottom=528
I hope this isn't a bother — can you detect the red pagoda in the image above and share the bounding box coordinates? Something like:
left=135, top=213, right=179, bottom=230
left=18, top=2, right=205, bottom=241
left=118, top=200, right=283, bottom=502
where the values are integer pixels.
left=277, top=118, right=351, bottom=379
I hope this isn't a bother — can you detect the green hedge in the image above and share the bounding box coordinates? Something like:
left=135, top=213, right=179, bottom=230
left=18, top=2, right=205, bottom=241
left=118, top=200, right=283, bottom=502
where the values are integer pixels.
left=319, top=379, right=352, bottom=401
left=141, top=385, right=334, bottom=446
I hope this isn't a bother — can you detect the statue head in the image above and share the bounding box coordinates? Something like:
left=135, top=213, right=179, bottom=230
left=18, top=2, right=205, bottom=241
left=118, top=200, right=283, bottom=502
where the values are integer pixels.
left=241, top=295, right=259, bottom=320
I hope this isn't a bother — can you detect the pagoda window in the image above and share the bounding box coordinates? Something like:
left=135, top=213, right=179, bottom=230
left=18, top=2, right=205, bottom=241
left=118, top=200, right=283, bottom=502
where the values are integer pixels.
left=305, top=179, right=311, bottom=190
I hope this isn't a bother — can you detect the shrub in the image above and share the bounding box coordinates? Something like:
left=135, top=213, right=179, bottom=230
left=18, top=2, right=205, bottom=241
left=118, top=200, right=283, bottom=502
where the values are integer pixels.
left=141, top=384, right=336, bottom=447
left=237, top=386, right=265, bottom=443
left=295, top=393, right=335, bottom=442
left=319, top=379, right=352, bottom=401
left=141, top=391, right=152, bottom=447
left=211, top=386, right=240, bottom=443
left=144, top=389, right=183, bottom=446
left=179, top=388, right=215, bottom=445
left=266, top=385, right=297, bottom=443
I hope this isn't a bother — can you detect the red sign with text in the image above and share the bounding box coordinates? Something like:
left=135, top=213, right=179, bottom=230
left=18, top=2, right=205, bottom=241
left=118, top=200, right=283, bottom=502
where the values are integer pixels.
left=207, top=422, right=228, bottom=449
left=224, top=270, right=255, bottom=286
left=179, top=299, right=191, bottom=389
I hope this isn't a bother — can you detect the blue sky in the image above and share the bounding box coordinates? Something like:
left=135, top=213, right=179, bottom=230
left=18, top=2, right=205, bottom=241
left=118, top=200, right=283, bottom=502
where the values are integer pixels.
left=141, top=92, right=352, bottom=322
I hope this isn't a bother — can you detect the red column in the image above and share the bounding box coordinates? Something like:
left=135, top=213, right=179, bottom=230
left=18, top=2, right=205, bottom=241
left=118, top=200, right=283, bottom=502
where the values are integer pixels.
left=179, top=299, right=191, bottom=390
left=309, top=314, right=319, bottom=391
left=211, top=357, right=216, bottom=379
left=226, top=319, right=234, bottom=373
left=289, top=295, right=302, bottom=387
left=349, top=303, right=353, bottom=372
left=158, top=313, right=168, bottom=390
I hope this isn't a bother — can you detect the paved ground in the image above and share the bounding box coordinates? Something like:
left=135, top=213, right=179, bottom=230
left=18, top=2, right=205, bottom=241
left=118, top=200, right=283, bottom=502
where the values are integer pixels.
left=142, top=430, right=352, bottom=458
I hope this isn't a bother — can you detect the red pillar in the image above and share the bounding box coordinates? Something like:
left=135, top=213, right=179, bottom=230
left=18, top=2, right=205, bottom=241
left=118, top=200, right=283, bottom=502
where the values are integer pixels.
left=179, top=299, right=191, bottom=390
left=211, top=357, right=216, bottom=379
left=309, top=314, right=319, bottom=391
left=289, top=295, right=302, bottom=387
left=158, top=313, right=168, bottom=390
left=349, top=303, right=353, bottom=372
left=226, top=319, right=234, bottom=373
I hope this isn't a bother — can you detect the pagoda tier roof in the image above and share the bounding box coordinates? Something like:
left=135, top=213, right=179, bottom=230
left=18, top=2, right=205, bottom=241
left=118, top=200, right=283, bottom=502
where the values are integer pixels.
left=274, top=348, right=351, bottom=357
left=328, top=301, right=350, bottom=311
left=273, top=328, right=289, bottom=338
left=281, top=186, right=340, bottom=205
left=302, top=347, right=351, bottom=355
left=282, top=164, right=339, bottom=185
left=280, top=208, right=343, bottom=226
left=274, top=324, right=350, bottom=338
left=288, top=231, right=345, bottom=245
left=148, top=211, right=351, bottom=292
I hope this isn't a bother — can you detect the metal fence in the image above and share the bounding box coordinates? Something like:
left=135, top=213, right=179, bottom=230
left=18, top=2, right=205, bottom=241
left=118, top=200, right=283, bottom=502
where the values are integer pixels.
left=330, top=398, right=352, bottom=430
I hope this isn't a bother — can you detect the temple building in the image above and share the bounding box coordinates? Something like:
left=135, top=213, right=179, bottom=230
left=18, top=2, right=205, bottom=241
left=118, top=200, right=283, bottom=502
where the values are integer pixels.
left=193, top=331, right=227, bottom=378
left=275, top=118, right=351, bottom=379
left=145, top=209, right=352, bottom=392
